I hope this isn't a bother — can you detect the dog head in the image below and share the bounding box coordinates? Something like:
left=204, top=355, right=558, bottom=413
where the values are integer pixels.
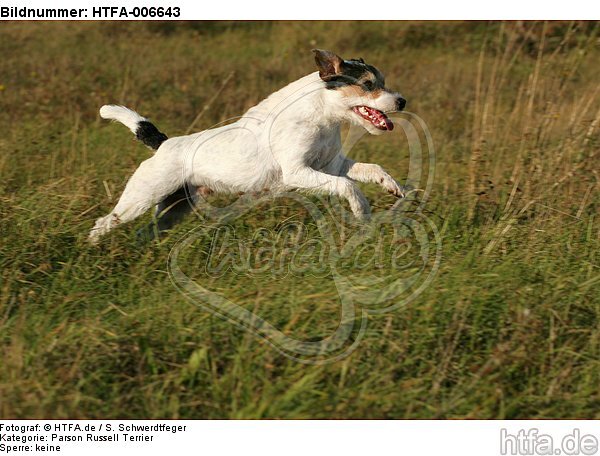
left=313, top=49, right=406, bottom=135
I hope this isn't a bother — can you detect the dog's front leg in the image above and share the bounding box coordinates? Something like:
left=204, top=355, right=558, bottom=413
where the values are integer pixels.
left=282, top=167, right=370, bottom=219
left=322, top=154, right=405, bottom=198
left=344, top=159, right=405, bottom=198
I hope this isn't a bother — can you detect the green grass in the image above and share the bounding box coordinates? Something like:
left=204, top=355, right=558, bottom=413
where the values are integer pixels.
left=1, top=21, right=599, bottom=418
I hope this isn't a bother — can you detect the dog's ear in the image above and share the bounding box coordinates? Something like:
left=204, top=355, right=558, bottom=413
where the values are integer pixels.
left=312, top=49, right=344, bottom=80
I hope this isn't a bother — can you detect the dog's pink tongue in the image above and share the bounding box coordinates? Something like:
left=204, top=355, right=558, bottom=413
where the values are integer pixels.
left=371, top=109, right=394, bottom=131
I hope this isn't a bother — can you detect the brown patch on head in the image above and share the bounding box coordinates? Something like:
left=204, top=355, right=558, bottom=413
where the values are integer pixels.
left=310, top=50, right=390, bottom=101
left=336, top=85, right=366, bottom=100
left=340, top=60, right=386, bottom=91
left=336, top=84, right=385, bottom=101
left=316, top=56, right=386, bottom=92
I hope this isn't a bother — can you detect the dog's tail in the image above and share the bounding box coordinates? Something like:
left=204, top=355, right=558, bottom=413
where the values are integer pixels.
left=99, top=105, right=168, bottom=150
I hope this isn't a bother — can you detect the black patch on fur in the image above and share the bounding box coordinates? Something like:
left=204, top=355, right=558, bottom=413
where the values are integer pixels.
left=136, top=120, right=168, bottom=150
left=325, top=59, right=386, bottom=91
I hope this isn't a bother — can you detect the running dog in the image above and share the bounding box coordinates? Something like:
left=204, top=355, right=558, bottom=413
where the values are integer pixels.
left=89, top=49, right=407, bottom=243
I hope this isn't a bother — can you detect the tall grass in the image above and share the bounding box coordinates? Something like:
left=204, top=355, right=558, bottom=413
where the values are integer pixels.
left=0, top=21, right=598, bottom=418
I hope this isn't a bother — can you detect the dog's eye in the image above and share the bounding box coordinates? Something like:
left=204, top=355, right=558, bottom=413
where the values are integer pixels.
left=363, top=80, right=374, bottom=90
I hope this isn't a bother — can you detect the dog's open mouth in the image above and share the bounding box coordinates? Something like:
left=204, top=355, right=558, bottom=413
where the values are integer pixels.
left=352, top=106, right=394, bottom=131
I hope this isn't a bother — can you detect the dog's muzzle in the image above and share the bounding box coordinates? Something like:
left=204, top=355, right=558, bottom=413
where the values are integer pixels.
left=396, top=97, right=407, bottom=111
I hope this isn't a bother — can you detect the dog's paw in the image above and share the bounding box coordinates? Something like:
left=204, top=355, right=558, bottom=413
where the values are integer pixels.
left=350, top=191, right=372, bottom=220
left=380, top=175, right=405, bottom=198
left=88, top=230, right=101, bottom=245
left=354, top=210, right=372, bottom=222
left=88, top=214, right=115, bottom=245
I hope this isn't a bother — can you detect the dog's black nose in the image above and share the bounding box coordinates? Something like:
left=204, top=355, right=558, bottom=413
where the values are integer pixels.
left=396, top=97, right=407, bottom=111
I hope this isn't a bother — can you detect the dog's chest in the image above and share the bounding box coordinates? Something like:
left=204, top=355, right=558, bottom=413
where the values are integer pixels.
left=305, top=127, right=341, bottom=170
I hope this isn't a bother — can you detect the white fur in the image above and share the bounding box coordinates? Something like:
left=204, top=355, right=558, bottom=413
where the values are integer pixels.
left=90, top=71, right=405, bottom=243
left=99, top=105, right=147, bottom=134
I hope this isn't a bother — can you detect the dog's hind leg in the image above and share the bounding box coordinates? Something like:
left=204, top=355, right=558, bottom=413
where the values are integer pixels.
left=89, top=157, right=183, bottom=244
left=136, top=184, right=198, bottom=241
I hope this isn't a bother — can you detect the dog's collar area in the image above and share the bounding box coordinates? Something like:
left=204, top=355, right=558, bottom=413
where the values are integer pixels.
left=352, top=106, right=394, bottom=131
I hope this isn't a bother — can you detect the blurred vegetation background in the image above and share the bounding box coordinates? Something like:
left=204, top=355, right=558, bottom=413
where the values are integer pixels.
left=0, top=21, right=598, bottom=418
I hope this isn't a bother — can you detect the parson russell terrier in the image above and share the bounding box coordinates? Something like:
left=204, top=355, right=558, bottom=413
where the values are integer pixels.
left=89, top=49, right=407, bottom=243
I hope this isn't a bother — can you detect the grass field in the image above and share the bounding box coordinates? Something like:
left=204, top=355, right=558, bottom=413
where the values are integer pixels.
left=1, top=21, right=599, bottom=419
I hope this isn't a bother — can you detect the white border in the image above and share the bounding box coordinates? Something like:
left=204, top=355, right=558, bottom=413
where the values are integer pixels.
left=1, top=0, right=598, bottom=20
left=1, top=420, right=599, bottom=456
